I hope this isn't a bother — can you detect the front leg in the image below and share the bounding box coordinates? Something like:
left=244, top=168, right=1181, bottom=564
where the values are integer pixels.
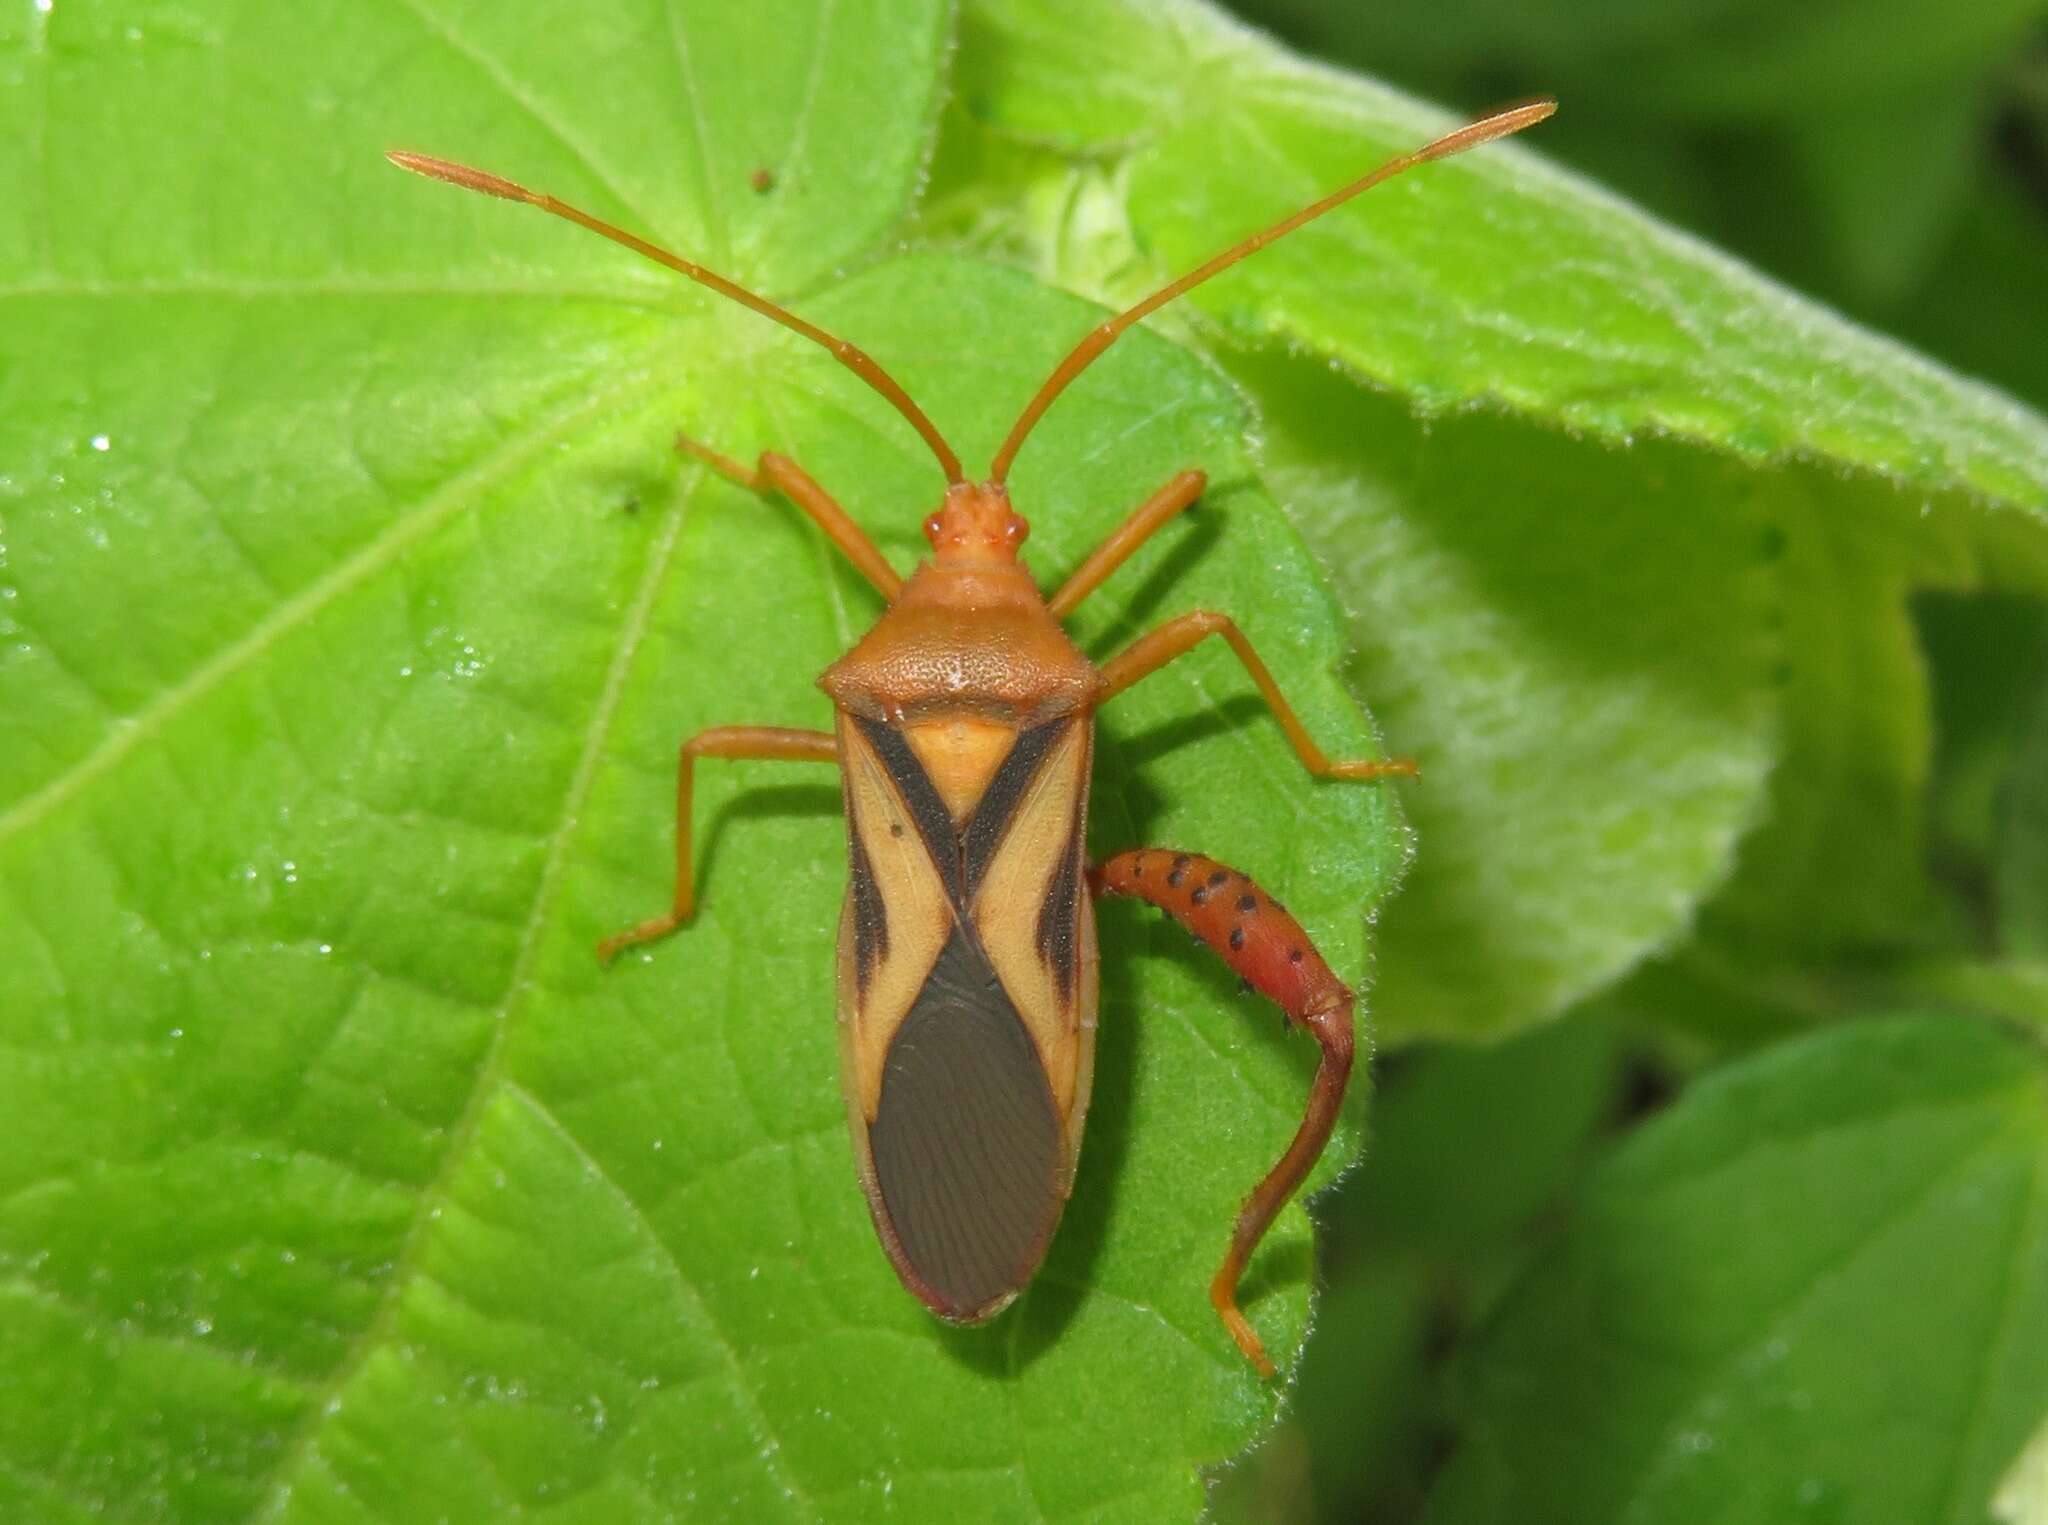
left=1090, top=848, right=1355, bottom=1379
left=599, top=725, right=838, bottom=962
left=676, top=435, right=903, bottom=602
left=1044, top=469, right=1206, bottom=619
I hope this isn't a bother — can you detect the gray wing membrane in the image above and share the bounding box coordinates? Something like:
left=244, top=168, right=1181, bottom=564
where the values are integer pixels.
left=866, top=926, right=1064, bottom=1319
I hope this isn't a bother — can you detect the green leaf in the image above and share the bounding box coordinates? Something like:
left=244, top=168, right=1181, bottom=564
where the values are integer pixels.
left=1424, top=1014, right=2048, bottom=1525
left=1711, top=484, right=1953, bottom=954
left=1231, top=0, right=2048, bottom=423
left=0, top=2, right=1409, bottom=1518
left=1708, top=499, right=2048, bottom=964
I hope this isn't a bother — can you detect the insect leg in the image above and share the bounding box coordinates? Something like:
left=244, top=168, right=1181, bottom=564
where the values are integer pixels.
left=1098, top=610, right=1417, bottom=781
left=1045, top=469, right=1207, bottom=619
left=676, top=435, right=904, bottom=601
left=1090, top=848, right=1354, bottom=1379
left=598, top=725, right=838, bottom=962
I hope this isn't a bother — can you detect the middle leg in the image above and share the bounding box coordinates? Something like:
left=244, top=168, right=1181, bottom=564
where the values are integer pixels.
left=599, top=724, right=838, bottom=962
left=1098, top=609, right=1418, bottom=781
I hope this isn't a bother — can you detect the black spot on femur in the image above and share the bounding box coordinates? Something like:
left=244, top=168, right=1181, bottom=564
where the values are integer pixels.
left=1206, top=870, right=1228, bottom=888
left=1191, top=886, right=1209, bottom=906
left=1288, top=947, right=1304, bottom=963
left=1230, top=927, right=1246, bottom=950
left=1236, top=894, right=1257, bottom=913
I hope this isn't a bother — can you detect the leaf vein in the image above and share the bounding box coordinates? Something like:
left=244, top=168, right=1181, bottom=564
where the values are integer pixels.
left=503, top=1079, right=819, bottom=1521
left=0, top=1273, right=314, bottom=1392
left=384, top=0, right=672, bottom=242
left=244, top=415, right=694, bottom=1522
left=662, top=0, right=733, bottom=268
left=1932, top=1121, right=2048, bottom=1524
left=0, top=345, right=687, bottom=850
left=1621, top=1120, right=2029, bottom=1520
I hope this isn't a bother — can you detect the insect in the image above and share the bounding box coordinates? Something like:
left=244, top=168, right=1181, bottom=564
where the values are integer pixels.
left=389, top=98, right=1551, bottom=1377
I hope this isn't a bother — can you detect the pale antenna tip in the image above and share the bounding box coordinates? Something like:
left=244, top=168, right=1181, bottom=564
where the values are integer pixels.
left=1418, top=97, right=1558, bottom=162
left=1501, top=97, right=1559, bottom=130
left=384, top=150, right=532, bottom=204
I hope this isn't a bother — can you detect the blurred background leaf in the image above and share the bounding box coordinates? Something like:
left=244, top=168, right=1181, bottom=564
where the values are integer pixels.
left=1157, top=1, right=2048, bottom=1517
left=1998, top=653, right=2048, bottom=956
left=1424, top=1015, right=2047, bottom=1525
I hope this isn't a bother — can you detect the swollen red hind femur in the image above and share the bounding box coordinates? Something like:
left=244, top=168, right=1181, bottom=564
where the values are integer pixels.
left=923, top=482, right=1030, bottom=562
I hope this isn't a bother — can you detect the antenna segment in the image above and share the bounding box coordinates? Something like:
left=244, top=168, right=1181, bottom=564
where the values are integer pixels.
left=987, top=99, right=1555, bottom=484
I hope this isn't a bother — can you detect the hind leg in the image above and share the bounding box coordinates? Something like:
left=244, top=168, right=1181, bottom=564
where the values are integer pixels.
left=1091, top=847, right=1355, bottom=1378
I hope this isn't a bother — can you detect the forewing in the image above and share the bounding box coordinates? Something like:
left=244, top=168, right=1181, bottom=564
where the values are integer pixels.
left=969, top=720, right=1094, bottom=1123
left=864, top=925, right=1064, bottom=1320
left=832, top=713, right=1093, bottom=1319
left=835, top=715, right=956, bottom=1120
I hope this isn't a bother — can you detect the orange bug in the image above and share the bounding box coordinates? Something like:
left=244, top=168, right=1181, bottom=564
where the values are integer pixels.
left=389, top=98, right=1551, bottom=1376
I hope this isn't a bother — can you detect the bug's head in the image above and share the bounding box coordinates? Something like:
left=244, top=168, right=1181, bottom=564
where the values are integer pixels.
left=923, top=482, right=1029, bottom=565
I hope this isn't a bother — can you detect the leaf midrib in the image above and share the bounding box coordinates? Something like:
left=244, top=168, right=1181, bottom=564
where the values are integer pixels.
left=1930, top=1113, right=2048, bottom=1525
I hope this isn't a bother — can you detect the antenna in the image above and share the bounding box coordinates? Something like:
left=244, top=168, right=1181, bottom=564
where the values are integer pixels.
left=987, top=99, right=1555, bottom=485
left=386, top=152, right=967, bottom=486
